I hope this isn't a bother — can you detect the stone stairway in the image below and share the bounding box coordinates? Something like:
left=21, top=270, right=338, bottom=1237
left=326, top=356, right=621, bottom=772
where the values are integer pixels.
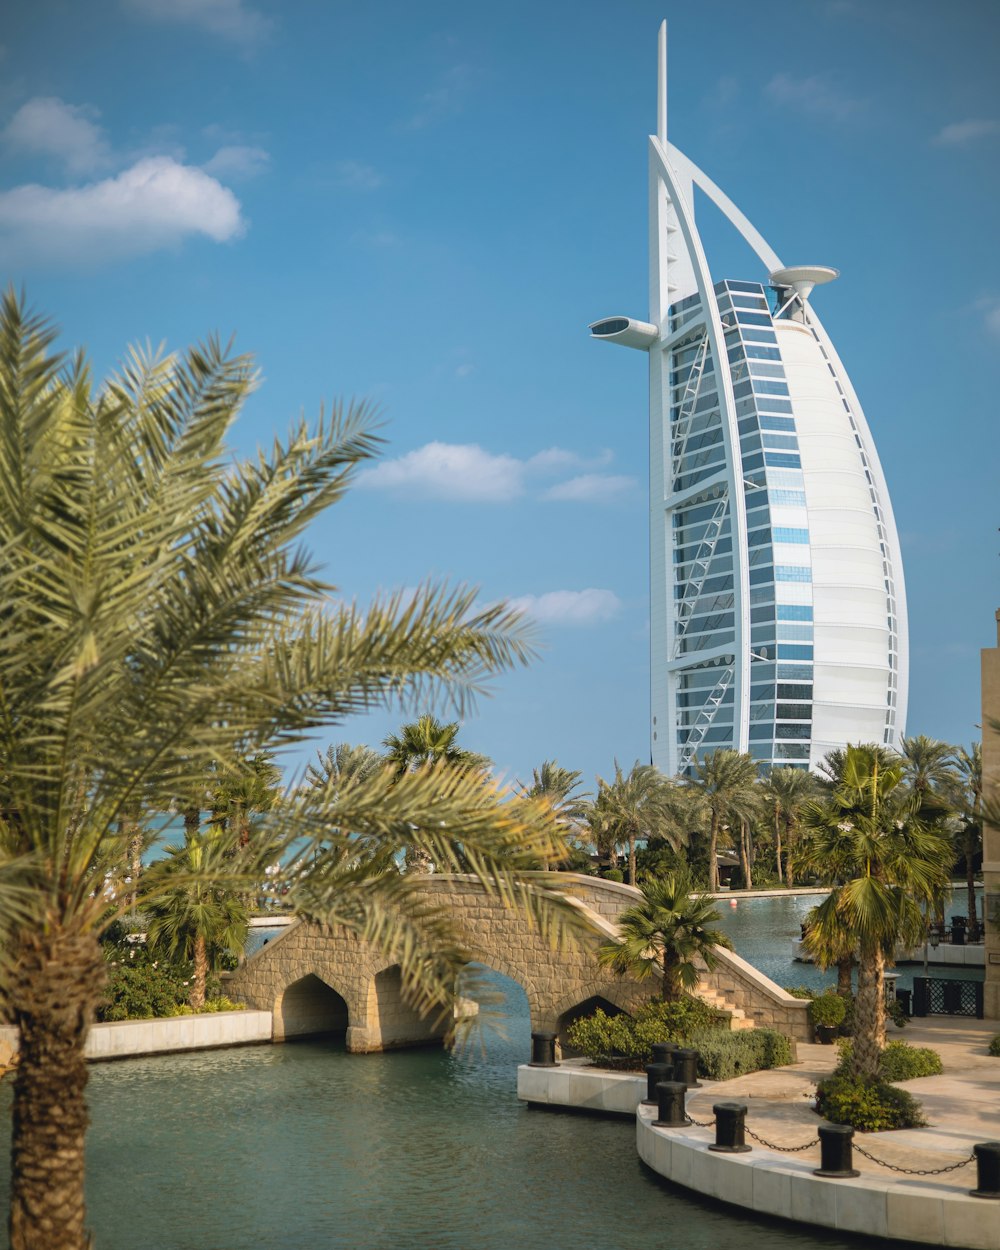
left=694, top=985, right=756, bottom=1030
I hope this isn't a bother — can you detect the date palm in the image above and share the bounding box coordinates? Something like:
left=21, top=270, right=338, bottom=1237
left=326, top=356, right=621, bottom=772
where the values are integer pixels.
left=686, top=749, right=758, bottom=891
left=598, top=872, right=732, bottom=1000
left=0, top=293, right=581, bottom=1250
left=306, top=742, right=385, bottom=792
left=142, top=831, right=249, bottom=1009
left=951, top=743, right=983, bottom=927
left=798, top=745, right=952, bottom=1077
left=519, top=761, right=590, bottom=869
left=760, top=766, right=817, bottom=886
left=586, top=762, right=682, bottom=887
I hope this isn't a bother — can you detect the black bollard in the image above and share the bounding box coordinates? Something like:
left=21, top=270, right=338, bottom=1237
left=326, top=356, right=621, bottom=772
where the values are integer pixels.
left=651, top=1041, right=679, bottom=1066
left=673, top=1047, right=702, bottom=1088
left=709, top=1102, right=752, bottom=1153
left=652, top=1080, right=687, bottom=1128
left=971, top=1142, right=1000, bottom=1199
left=642, top=1062, right=675, bottom=1106
left=528, top=1031, right=557, bottom=1068
left=814, top=1124, right=860, bottom=1178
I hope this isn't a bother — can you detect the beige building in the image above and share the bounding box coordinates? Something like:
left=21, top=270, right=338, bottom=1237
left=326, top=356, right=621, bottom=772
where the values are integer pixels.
left=983, top=609, right=1000, bottom=1019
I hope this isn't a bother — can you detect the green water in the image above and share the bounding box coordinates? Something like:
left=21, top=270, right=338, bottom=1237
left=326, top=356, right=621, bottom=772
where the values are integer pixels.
left=2, top=975, right=884, bottom=1250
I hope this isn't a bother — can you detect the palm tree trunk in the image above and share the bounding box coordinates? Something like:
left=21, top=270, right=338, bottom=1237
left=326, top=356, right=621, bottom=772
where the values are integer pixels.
left=405, top=846, right=434, bottom=874
left=773, top=806, right=783, bottom=886
left=128, top=830, right=142, bottom=916
left=627, top=833, right=637, bottom=888
left=966, top=829, right=978, bottom=928
left=851, top=944, right=885, bottom=1079
left=191, top=933, right=208, bottom=1010
left=708, top=813, right=719, bottom=892
left=8, top=928, right=105, bottom=1250
left=836, top=957, right=853, bottom=998
left=739, top=820, right=751, bottom=890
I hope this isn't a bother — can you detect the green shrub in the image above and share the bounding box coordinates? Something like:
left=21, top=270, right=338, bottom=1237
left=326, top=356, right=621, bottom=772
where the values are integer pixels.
left=815, top=1074, right=926, bottom=1131
left=834, top=1039, right=942, bottom=1081
left=565, top=996, right=728, bottom=1068
left=99, top=949, right=191, bottom=1021
left=989, top=1034, right=1000, bottom=1057
left=783, top=985, right=816, bottom=1000
left=689, top=1027, right=794, bottom=1081
left=809, top=992, right=847, bottom=1028
left=603, top=868, right=624, bottom=883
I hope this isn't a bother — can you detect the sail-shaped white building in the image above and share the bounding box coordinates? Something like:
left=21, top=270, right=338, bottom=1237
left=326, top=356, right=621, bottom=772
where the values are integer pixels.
left=591, top=24, right=907, bottom=775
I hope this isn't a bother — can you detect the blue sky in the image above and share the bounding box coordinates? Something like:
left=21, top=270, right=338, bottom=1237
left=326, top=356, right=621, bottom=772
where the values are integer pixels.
left=3, top=0, right=998, bottom=787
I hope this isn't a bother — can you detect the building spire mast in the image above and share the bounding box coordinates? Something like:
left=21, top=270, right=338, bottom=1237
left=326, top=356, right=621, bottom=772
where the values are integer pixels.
left=657, top=20, right=667, bottom=147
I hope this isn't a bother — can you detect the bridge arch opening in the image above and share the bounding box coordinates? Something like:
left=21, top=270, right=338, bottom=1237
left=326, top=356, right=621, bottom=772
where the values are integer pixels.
left=556, top=995, right=630, bottom=1056
left=366, top=965, right=450, bottom=1051
left=455, top=963, right=532, bottom=1061
left=276, top=973, right=350, bottom=1042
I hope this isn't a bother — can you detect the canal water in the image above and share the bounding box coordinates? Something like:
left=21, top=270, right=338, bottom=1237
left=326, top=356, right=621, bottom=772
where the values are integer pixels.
left=2, top=972, right=883, bottom=1250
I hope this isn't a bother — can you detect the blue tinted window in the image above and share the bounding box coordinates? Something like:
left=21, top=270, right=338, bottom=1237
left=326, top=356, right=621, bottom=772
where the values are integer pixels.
left=777, top=624, right=812, bottom=640
left=778, top=644, right=815, bottom=660
left=736, top=311, right=773, bottom=327
left=777, top=663, right=813, bottom=679
left=765, top=453, right=802, bottom=469
left=739, top=329, right=777, bottom=344
left=749, top=566, right=775, bottom=586
left=725, top=280, right=764, bottom=294
left=769, top=490, right=807, bottom=506
left=743, top=344, right=781, bottom=361
left=763, top=435, right=799, bottom=451
left=777, top=604, right=813, bottom=620
left=755, top=399, right=794, bottom=413
left=749, top=723, right=774, bottom=740
left=752, top=379, right=790, bottom=395
left=775, top=566, right=812, bottom=582
left=760, top=416, right=795, bottom=432
left=773, top=527, right=809, bottom=543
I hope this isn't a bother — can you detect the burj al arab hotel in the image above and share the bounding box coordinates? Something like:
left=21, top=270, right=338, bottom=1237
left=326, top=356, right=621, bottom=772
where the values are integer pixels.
left=591, top=24, right=907, bottom=776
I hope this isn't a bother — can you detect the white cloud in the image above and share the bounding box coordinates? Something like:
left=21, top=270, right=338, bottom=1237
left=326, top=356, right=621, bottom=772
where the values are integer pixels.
left=933, top=118, right=1000, bottom=147
left=0, top=156, right=244, bottom=266
left=358, top=442, right=525, bottom=502
left=123, top=0, right=271, bottom=50
left=3, top=97, right=111, bottom=175
left=975, top=297, right=1000, bottom=339
left=507, top=589, right=622, bottom=627
left=203, top=144, right=270, bottom=179
left=357, top=441, right=631, bottom=504
left=334, top=160, right=384, bottom=191
left=764, top=73, right=863, bottom=122
left=406, top=64, right=479, bottom=130
left=542, top=473, right=636, bottom=503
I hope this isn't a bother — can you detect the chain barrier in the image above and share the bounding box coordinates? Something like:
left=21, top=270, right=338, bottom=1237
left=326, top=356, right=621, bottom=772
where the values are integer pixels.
left=852, top=1144, right=976, bottom=1177
left=684, top=1114, right=716, bottom=1129
left=743, top=1125, right=820, bottom=1153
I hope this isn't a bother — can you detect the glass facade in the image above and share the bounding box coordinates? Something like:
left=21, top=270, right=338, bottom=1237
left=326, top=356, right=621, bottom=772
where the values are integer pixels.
left=668, top=280, right=815, bottom=773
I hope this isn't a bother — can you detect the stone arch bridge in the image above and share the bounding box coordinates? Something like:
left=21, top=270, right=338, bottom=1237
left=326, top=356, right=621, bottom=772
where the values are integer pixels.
left=226, top=873, right=810, bottom=1051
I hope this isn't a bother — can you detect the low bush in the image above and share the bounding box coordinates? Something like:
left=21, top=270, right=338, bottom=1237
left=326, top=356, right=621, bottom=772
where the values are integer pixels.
left=689, top=1027, right=794, bottom=1081
left=835, top=1040, right=941, bottom=1081
left=783, top=985, right=816, bottom=1000
left=989, top=1034, right=1000, bottom=1058
left=566, top=996, right=728, bottom=1068
left=815, top=1074, right=926, bottom=1131
left=809, top=992, right=847, bottom=1029
left=99, top=947, right=233, bottom=1021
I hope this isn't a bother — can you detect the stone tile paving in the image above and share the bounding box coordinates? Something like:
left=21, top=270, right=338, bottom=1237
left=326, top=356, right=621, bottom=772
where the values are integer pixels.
left=684, top=1015, right=1000, bottom=1190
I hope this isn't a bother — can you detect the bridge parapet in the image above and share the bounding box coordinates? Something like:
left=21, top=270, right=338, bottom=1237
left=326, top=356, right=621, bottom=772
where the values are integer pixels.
left=226, top=874, right=811, bottom=1051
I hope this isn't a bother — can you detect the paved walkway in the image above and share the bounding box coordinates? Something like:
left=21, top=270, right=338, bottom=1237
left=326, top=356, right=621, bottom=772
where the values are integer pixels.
left=685, top=1016, right=1000, bottom=1182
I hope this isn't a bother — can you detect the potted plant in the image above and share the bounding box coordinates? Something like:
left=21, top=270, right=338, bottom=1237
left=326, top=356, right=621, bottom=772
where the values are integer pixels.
left=809, top=992, right=847, bottom=1043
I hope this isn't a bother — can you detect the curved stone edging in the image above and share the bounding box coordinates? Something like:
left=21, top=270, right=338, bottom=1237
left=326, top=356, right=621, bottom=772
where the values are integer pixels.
left=636, top=1106, right=991, bottom=1249
left=518, top=1064, right=994, bottom=1250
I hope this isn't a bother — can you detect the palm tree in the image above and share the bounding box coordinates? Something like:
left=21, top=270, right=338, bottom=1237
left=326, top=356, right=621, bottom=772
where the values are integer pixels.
left=209, top=752, right=284, bottom=850
left=760, top=766, right=816, bottom=886
left=0, top=294, right=581, bottom=1250
left=383, top=715, right=491, bottom=872
left=597, top=872, right=732, bottom=1000
left=951, top=743, right=983, bottom=928
left=900, top=734, right=956, bottom=802
left=306, top=742, right=385, bottom=792
left=142, top=832, right=249, bottom=1009
left=586, top=762, right=682, bottom=887
left=519, top=761, right=590, bottom=869
left=797, top=745, right=952, bottom=1078
left=686, top=749, right=758, bottom=891
left=801, top=900, right=856, bottom=997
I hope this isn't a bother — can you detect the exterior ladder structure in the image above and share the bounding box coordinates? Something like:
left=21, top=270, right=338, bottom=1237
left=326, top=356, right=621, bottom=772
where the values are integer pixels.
left=669, top=331, right=710, bottom=490
left=672, top=494, right=728, bottom=656
left=679, top=663, right=734, bottom=772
